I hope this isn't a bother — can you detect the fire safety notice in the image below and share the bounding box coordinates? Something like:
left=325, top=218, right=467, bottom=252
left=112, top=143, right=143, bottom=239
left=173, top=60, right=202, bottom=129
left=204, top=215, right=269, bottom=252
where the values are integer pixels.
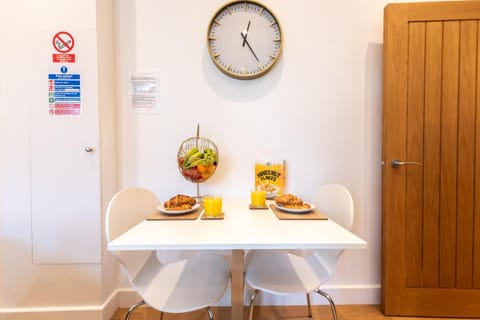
left=48, top=71, right=81, bottom=115
left=48, top=31, right=81, bottom=115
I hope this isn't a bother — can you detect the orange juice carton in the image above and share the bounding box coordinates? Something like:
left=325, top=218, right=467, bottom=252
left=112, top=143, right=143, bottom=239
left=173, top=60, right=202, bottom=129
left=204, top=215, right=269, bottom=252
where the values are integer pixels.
left=254, top=160, right=286, bottom=199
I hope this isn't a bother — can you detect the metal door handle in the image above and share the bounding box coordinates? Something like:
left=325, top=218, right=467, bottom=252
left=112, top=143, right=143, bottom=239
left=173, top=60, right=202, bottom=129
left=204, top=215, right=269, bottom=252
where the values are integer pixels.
left=391, top=160, right=422, bottom=168
left=84, top=146, right=95, bottom=153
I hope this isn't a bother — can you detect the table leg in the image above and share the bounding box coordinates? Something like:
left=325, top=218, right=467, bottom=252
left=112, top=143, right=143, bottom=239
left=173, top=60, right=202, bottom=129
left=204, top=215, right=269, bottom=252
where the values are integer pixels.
left=231, top=249, right=244, bottom=320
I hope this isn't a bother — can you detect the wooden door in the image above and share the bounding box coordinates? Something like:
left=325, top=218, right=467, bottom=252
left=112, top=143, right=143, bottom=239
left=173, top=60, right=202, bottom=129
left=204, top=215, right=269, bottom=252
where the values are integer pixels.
left=382, top=1, right=480, bottom=317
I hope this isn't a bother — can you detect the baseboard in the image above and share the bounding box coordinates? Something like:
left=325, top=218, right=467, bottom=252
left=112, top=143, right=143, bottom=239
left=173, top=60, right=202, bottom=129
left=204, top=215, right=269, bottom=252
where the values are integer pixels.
left=116, top=284, right=381, bottom=307
left=0, top=290, right=120, bottom=320
left=0, top=305, right=105, bottom=320
left=248, top=284, right=381, bottom=306
left=0, top=285, right=380, bottom=320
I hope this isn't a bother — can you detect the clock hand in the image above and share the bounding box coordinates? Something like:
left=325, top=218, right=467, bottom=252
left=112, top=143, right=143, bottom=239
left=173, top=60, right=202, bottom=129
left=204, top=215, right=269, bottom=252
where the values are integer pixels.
left=240, top=31, right=260, bottom=62
left=242, top=20, right=251, bottom=47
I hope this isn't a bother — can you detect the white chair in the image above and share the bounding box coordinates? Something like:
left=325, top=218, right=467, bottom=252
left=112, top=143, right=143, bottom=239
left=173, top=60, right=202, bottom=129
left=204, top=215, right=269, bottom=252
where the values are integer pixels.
left=105, top=187, right=230, bottom=320
left=244, top=184, right=354, bottom=320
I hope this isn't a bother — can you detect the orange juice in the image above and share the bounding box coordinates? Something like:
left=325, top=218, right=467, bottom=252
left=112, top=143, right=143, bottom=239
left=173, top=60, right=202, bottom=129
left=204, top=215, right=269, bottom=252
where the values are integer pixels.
left=204, top=196, right=222, bottom=217
left=250, top=190, right=266, bottom=207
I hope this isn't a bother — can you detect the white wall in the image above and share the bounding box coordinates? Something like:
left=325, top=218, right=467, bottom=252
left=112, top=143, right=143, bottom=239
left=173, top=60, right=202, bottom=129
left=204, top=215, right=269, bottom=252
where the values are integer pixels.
left=114, top=0, right=388, bottom=305
left=97, top=0, right=120, bottom=308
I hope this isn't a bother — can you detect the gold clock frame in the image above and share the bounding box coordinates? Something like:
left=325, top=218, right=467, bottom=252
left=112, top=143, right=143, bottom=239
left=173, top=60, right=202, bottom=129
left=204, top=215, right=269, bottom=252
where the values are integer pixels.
left=206, top=0, right=283, bottom=80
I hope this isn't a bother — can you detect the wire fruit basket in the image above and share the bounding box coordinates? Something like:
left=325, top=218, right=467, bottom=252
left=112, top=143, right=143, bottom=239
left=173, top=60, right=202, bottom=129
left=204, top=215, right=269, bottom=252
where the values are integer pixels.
left=177, top=125, right=218, bottom=198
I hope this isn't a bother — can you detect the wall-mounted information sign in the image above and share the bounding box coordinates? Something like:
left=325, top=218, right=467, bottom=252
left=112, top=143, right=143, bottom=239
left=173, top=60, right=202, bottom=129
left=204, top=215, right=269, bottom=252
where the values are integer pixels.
left=48, top=70, right=81, bottom=115
left=48, top=30, right=80, bottom=115
left=52, top=31, right=76, bottom=63
left=130, top=73, right=160, bottom=112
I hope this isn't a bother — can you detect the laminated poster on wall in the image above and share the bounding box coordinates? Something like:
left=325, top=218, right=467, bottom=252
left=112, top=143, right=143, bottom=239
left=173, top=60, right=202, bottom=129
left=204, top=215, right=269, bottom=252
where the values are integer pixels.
left=48, top=30, right=81, bottom=116
left=130, top=72, right=160, bottom=113
left=255, top=160, right=286, bottom=199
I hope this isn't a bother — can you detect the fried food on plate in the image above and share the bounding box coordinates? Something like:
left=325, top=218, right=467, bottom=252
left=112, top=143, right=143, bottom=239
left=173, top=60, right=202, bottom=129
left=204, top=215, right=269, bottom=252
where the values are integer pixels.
left=165, top=203, right=193, bottom=211
left=284, top=202, right=311, bottom=209
left=274, top=194, right=311, bottom=209
left=274, top=194, right=303, bottom=206
left=164, top=194, right=196, bottom=210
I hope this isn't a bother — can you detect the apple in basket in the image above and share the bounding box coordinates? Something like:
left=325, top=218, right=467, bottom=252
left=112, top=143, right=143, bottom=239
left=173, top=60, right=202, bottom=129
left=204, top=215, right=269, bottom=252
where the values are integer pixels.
left=178, top=147, right=218, bottom=183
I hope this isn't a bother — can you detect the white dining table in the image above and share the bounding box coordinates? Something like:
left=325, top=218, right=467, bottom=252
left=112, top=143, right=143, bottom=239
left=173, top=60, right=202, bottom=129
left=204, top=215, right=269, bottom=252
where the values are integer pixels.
left=107, top=199, right=367, bottom=320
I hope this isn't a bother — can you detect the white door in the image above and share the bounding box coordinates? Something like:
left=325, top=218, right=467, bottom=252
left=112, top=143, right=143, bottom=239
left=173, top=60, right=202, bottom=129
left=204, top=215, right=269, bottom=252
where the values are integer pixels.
left=28, top=29, right=101, bottom=264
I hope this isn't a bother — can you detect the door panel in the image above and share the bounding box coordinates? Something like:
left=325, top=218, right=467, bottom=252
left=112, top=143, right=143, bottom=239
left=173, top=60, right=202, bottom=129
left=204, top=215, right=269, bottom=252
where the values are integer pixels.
left=476, top=26, right=480, bottom=289
left=405, top=21, right=424, bottom=289
left=29, top=29, right=101, bottom=264
left=457, top=20, right=476, bottom=289
left=422, top=21, right=442, bottom=290
left=382, top=1, right=480, bottom=317
left=439, top=20, right=459, bottom=289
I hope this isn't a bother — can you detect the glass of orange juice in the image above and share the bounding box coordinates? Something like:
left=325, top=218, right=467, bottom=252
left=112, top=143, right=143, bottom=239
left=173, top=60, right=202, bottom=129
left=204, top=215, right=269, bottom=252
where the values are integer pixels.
left=251, top=189, right=267, bottom=207
left=204, top=195, right=223, bottom=217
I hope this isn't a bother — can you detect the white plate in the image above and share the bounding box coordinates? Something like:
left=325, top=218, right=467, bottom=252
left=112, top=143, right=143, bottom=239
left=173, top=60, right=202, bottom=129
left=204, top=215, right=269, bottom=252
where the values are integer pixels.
left=274, top=202, right=315, bottom=214
left=158, top=203, right=200, bottom=215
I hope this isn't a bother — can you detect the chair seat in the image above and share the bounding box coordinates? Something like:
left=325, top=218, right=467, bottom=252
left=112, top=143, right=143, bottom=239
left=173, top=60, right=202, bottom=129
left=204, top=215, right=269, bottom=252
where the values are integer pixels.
left=135, top=253, right=230, bottom=313
left=245, top=251, right=322, bottom=295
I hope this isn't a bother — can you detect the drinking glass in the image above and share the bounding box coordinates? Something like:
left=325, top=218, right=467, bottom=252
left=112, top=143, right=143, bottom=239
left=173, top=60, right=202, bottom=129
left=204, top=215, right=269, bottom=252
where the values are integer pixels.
left=204, top=195, right=223, bottom=217
left=250, top=189, right=267, bottom=207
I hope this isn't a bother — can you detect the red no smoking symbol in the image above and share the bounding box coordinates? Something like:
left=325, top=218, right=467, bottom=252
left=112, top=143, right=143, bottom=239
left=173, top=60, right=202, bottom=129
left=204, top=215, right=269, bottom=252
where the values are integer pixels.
left=52, top=31, right=75, bottom=53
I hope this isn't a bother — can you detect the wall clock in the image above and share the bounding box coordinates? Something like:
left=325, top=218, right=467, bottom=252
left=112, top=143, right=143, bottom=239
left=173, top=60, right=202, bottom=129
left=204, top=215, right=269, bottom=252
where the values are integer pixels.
left=207, top=0, right=283, bottom=80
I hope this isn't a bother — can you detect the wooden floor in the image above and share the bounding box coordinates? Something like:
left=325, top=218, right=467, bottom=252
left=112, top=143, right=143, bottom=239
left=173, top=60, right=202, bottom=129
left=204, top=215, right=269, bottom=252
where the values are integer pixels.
left=111, top=304, right=478, bottom=320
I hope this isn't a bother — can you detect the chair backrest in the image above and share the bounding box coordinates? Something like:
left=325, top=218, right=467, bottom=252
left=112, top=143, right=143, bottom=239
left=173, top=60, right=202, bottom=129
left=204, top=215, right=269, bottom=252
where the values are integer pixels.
left=312, top=184, right=354, bottom=230
left=106, top=187, right=160, bottom=242
left=307, top=184, right=355, bottom=278
left=105, top=187, right=160, bottom=279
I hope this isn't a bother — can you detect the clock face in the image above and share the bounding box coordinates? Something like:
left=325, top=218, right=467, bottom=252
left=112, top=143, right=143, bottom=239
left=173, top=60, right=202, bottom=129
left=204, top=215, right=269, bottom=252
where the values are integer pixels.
left=207, top=0, right=282, bottom=80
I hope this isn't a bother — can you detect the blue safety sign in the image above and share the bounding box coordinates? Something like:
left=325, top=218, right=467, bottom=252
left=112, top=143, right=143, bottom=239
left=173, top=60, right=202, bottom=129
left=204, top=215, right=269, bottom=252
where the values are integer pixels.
left=48, top=73, right=81, bottom=115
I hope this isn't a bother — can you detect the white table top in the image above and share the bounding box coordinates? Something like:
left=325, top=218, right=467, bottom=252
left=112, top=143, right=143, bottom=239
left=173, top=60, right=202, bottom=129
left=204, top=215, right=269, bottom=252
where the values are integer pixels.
left=107, top=199, right=367, bottom=251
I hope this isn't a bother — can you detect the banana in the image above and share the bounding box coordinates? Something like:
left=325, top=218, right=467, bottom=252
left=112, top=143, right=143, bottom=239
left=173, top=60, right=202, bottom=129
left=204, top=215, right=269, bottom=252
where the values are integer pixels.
left=182, top=147, right=217, bottom=168
left=185, top=158, right=204, bottom=169
left=183, top=151, right=204, bottom=168
left=183, top=147, right=198, bottom=162
left=189, top=151, right=204, bottom=161
left=204, top=154, right=216, bottom=166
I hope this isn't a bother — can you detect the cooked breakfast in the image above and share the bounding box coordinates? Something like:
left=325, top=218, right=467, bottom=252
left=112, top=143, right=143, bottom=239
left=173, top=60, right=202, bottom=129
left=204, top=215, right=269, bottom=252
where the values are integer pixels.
left=284, top=202, right=311, bottom=209
left=165, top=204, right=193, bottom=211
left=274, top=194, right=303, bottom=206
left=274, top=194, right=311, bottom=209
left=163, top=194, right=196, bottom=210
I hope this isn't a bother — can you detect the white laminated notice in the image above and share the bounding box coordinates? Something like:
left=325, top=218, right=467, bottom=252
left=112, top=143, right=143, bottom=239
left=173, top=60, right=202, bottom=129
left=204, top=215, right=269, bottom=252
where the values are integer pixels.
left=130, top=73, right=160, bottom=111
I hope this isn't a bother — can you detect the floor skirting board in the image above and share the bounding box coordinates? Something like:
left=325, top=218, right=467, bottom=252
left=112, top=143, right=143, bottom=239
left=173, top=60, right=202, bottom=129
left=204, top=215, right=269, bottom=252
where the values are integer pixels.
left=0, top=290, right=119, bottom=320
left=249, top=284, right=381, bottom=306
left=117, top=284, right=380, bottom=308
left=0, top=306, right=106, bottom=320
left=0, top=285, right=380, bottom=320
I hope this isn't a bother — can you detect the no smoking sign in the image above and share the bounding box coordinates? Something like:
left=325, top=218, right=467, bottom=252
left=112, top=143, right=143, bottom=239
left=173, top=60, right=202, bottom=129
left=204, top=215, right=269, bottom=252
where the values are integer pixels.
left=52, top=31, right=74, bottom=53
left=52, top=31, right=76, bottom=63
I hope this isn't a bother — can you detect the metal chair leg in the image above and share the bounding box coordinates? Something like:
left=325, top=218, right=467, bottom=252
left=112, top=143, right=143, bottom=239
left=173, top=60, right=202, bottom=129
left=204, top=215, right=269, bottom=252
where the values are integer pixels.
left=125, top=300, right=146, bottom=320
left=249, top=289, right=259, bottom=320
left=207, top=306, right=214, bottom=320
left=315, top=289, right=338, bottom=320
left=306, top=292, right=312, bottom=317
